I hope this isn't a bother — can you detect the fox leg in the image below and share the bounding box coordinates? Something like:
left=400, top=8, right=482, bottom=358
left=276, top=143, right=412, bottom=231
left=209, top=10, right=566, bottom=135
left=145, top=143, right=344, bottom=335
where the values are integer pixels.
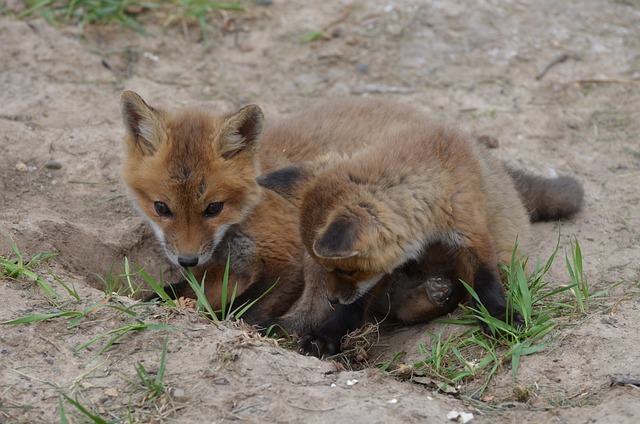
left=388, top=276, right=460, bottom=323
left=374, top=259, right=461, bottom=324
left=452, top=230, right=523, bottom=333
left=298, top=300, right=366, bottom=358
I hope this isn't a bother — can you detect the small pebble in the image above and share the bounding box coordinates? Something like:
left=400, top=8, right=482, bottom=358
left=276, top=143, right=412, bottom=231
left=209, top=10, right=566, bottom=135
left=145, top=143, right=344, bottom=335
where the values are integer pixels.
left=104, top=388, right=119, bottom=398
left=355, top=63, right=369, bottom=74
left=15, top=162, right=28, bottom=172
left=447, top=410, right=474, bottom=423
left=171, top=388, right=186, bottom=399
left=45, top=159, right=62, bottom=170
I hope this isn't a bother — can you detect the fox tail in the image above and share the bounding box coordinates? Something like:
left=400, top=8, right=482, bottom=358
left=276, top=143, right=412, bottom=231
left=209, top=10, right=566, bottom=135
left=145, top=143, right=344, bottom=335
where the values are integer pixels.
left=507, top=167, right=584, bottom=222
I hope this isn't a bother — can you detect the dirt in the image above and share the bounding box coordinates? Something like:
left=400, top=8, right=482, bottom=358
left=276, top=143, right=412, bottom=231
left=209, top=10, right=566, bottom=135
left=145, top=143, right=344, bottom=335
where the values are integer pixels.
left=1, top=0, right=639, bottom=422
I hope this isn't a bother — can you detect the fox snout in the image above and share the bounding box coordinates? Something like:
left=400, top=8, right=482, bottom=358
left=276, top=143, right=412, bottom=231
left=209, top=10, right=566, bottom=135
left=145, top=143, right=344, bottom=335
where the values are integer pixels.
left=152, top=228, right=217, bottom=268
left=160, top=243, right=212, bottom=268
left=177, top=254, right=200, bottom=268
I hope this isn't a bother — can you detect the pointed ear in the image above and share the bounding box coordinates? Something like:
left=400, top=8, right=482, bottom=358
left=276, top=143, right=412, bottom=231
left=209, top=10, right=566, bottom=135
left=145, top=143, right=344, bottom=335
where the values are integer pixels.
left=256, top=165, right=315, bottom=202
left=120, top=91, right=166, bottom=155
left=313, top=208, right=376, bottom=260
left=215, top=104, right=263, bottom=159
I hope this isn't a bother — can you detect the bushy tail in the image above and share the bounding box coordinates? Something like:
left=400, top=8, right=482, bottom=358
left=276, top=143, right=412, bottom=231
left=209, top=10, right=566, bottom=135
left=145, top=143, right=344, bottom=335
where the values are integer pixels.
left=506, top=167, right=584, bottom=222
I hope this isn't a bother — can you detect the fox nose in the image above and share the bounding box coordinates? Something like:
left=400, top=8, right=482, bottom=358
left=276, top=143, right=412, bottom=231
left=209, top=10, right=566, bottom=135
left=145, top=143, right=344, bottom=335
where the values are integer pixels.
left=178, top=255, right=199, bottom=268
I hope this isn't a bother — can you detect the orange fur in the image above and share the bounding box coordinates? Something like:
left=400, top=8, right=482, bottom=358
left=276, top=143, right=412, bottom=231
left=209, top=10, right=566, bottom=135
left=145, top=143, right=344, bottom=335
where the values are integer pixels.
left=121, top=91, right=304, bottom=320
left=120, top=94, right=452, bottom=323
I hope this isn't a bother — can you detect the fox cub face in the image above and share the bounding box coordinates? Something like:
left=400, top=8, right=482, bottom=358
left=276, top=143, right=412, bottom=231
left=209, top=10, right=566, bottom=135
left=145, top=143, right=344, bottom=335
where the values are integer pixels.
left=258, top=163, right=390, bottom=304
left=121, top=91, right=264, bottom=268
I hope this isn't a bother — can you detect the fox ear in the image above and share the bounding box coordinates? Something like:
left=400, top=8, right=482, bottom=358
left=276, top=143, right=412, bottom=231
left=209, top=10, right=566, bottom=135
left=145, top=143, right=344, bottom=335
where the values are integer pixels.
left=313, top=215, right=361, bottom=259
left=314, top=201, right=380, bottom=260
left=256, top=165, right=314, bottom=202
left=120, top=91, right=166, bottom=155
left=216, top=104, right=263, bottom=159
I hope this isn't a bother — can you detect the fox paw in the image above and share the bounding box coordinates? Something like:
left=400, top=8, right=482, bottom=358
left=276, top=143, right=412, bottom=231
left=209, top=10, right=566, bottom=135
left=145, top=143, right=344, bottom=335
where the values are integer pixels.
left=425, top=276, right=454, bottom=306
left=298, top=331, right=341, bottom=359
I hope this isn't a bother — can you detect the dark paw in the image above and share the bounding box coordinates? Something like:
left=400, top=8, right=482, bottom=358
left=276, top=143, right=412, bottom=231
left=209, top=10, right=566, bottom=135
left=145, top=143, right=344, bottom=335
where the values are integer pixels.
left=298, top=331, right=341, bottom=359
left=425, top=276, right=454, bottom=306
left=478, top=311, right=525, bottom=337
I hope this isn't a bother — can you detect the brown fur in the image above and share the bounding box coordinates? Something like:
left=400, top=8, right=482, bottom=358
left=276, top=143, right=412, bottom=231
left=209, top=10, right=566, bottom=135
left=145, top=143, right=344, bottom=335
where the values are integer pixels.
left=120, top=94, right=457, bottom=323
left=262, top=120, right=530, bottom=297
left=121, top=93, right=582, bottom=334
left=258, top=98, right=584, bottom=347
left=121, top=91, right=304, bottom=321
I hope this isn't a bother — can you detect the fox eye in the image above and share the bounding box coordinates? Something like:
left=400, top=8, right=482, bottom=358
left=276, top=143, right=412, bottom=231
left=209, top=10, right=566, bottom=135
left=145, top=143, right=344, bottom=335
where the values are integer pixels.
left=154, top=201, right=172, bottom=217
left=204, top=202, right=224, bottom=217
left=334, top=268, right=356, bottom=277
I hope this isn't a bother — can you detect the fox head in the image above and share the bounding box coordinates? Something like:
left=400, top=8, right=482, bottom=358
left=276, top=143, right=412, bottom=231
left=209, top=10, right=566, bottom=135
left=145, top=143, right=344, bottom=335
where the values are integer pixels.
left=120, top=91, right=264, bottom=268
left=258, top=162, right=402, bottom=304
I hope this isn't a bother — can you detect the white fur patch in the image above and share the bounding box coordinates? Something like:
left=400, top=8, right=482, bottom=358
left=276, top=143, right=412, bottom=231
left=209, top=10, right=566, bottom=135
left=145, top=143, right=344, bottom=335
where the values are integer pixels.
left=138, top=120, right=157, bottom=146
left=211, top=223, right=231, bottom=252
left=222, top=133, right=247, bottom=155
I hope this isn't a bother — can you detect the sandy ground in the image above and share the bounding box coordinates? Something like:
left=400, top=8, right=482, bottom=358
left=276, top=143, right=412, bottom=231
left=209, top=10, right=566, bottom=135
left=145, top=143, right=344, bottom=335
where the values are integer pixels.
left=1, top=0, right=640, bottom=422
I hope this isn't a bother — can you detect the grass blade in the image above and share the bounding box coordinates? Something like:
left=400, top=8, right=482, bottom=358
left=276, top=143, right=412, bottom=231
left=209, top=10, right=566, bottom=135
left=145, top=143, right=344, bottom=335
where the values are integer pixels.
left=1, top=311, right=83, bottom=325
left=60, top=393, right=109, bottom=424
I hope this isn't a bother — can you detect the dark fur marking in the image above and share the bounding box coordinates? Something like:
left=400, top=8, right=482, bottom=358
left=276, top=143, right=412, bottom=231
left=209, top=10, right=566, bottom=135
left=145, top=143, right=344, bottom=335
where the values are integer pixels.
left=256, top=166, right=302, bottom=199
left=315, top=216, right=359, bottom=258
left=169, top=165, right=192, bottom=183
left=232, top=106, right=262, bottom=149
left=121, top=99, right=158, bottom=153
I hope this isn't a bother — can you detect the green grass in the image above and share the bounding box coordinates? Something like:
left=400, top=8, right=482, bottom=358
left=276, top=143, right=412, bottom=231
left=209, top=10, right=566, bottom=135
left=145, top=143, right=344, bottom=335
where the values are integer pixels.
left=18, top=0, right=150, bottom=32
left=59, top=392, right=115, bottom=424
left=135, top=336, right=169, bottom=400
left=3, top=241, right=180, bottom=420
left=300, top=30, right=326, bottom=43
left=0, top=237, right=70, bottom=303
left=2, top=239, right=274, bottom=358
left=1, top=240, right=178, bottom=361
left=395, top=237, right=622, bottom=399
left=0, top=240, right=279, bottom=421
left=17, top=0, right=246, bottom=39
left=152, top=249, right=279, bottom=321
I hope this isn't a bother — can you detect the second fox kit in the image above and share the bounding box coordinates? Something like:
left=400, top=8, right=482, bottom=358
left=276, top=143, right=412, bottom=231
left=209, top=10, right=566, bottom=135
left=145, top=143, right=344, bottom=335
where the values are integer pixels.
left=259, top=100, right=583, bottom=356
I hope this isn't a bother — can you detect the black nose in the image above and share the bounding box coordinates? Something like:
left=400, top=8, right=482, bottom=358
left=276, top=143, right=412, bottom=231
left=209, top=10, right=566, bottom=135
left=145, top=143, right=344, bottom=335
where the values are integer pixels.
left=178, top=255, right=199, bottom=267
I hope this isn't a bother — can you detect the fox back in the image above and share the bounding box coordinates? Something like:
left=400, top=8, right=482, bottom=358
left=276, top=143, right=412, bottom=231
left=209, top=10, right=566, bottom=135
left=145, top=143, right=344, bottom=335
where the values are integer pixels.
left=262, top=122, right=530, bottom=301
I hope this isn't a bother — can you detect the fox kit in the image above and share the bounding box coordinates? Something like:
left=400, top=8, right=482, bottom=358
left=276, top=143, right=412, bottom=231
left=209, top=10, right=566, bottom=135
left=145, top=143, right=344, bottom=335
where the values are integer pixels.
left=120, top=91, right=311, bottom=321
left=120, top=93, right=457, bottom=322
left=258, top=99, right=584, bottom=357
